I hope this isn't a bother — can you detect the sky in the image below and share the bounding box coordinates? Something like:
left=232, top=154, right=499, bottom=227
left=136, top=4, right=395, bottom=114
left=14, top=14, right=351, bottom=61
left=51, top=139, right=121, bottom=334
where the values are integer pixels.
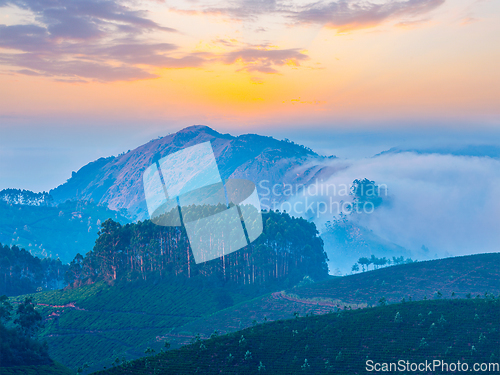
left=0, top=0, right=499, bottom=192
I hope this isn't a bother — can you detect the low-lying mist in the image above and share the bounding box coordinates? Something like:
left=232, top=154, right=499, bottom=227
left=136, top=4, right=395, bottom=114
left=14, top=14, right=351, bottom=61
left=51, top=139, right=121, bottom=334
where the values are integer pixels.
left=284, top=151, right=500, bottom=271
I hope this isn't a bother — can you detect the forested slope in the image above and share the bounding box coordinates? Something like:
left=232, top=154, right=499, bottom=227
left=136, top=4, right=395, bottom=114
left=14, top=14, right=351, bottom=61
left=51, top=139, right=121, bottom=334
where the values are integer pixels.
left=14, top=211, right=328, bottom=371
left=0, top=243, right=67, bottom=297
left=0, top=198, right=129, bottom=263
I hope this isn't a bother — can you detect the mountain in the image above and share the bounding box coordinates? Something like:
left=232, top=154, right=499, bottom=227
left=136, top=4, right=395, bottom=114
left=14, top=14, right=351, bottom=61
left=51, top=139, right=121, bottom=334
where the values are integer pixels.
left=49, top=125, right=335, bottom=221
left=45, top=125, right=410, bottom=270
left=92, top=298, right=500, bottom=375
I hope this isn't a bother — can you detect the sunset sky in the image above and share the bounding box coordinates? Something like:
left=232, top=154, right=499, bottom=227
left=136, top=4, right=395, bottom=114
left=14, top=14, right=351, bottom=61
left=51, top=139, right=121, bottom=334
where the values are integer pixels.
left=1, top=0, right=499, bottom=191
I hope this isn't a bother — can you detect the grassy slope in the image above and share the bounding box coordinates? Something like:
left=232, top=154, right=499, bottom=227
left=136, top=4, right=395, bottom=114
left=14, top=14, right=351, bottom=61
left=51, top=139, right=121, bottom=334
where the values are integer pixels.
left=294, top=253, right=500, bottom=304
left=93, top=298, right=500, bottom=375
left=0, top=362, right=73, bottom=375
left=14, top=253, right=500, bottom=372
left=11, top=278, right=257, bottom=372
left=162, top=253, right=500, bottom=343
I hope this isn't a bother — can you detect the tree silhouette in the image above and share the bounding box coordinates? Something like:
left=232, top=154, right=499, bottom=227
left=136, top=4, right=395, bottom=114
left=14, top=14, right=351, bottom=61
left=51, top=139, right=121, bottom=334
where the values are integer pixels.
left=65, top=211, right=329, bottom=290
left=14, top=297, right=42, bottom=337
left=358, top=257, right=370, bottom=272
left=0, top=295, right=13, bottom=324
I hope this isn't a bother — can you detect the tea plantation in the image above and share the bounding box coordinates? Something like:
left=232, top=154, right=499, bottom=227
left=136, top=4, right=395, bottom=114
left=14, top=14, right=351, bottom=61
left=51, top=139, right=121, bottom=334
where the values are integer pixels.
left=94, top=298, right=500, bottom=374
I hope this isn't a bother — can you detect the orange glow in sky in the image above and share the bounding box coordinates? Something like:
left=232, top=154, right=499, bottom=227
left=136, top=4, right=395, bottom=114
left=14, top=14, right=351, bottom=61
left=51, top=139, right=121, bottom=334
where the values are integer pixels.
left=0, top=0, right=499, bottom=131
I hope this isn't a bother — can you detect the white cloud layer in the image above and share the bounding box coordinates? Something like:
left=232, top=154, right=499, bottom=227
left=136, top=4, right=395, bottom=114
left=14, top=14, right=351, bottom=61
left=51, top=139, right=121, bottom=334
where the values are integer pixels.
left=286, top=152, right=500, bottom=258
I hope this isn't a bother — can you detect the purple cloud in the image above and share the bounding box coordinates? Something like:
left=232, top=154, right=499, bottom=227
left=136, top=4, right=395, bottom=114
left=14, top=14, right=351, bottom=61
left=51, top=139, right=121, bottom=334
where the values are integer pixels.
left=0, top=0, right=313, bottom=81
left=291, top=0, right=445, bottom=31
left=0, top=0, right=191, bottom=81
left=174, top=0, right=445, bottom=32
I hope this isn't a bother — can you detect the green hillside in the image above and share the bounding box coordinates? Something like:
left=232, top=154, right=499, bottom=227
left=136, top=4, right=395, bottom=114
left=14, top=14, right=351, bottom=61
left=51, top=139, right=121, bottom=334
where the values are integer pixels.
left=0, top=295, right=73, bottom=375
left=13, top=253, right=499, bottom=373
left=93, top=298, right=500, bottom=374
left=0, top=199, right=129, bottom=264
left=293, top=253, right=500, bottom=305
left=155, top=253, right=500, bottom=345
left=10, top=278, right=255, bottom=372
left=7, top=206, right=497, bottom=374
left=0, top=362, right=73, bottom=375
left=9, top=210, right=328, bottom=372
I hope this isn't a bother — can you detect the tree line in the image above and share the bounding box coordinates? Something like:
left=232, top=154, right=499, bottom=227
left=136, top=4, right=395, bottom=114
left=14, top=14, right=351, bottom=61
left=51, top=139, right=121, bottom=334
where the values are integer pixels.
left=0, top=189, right=54, bottom=206
left=0, top=295, right=50, bottom=366
left=0, top=243, right=68, bottom=296
left=65, top=210, right=329, bottom=290
left=352, top=255, right=415, bottom=273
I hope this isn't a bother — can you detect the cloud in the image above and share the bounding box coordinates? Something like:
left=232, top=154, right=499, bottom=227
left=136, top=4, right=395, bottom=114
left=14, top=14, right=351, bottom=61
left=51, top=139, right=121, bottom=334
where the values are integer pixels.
left=6, top=0, right=174, bottom=36
left=0, top=0, right=312, bottom=81
left=290, top=0, right=445, bottom=32
left=395, top=18, right=430, bottom=28
left=174, top=0, right=445, bottom=32
left=171, top=0, right=281, bottom=21
left=0, top=0, right=205, bottom=81
left=0, top=24, right=52, bottom=52
left=223, top=47, right=308, bottom=73
left=1, top=52, right=158, bottom=81
left=285, top=152, right=500, bottom=260
left=461, top=17, right=478, bottom=26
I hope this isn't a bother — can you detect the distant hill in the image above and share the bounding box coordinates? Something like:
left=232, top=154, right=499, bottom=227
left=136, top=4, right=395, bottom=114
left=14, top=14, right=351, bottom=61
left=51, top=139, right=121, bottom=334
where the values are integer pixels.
left=0, top=189, right=53, bottom=207
left=0, top=199, right=130, bottom=263
left=92, top=298, right=500, bottom=375
left=0, top=243, right=68, bottom=297
left=156, top=253, right=500, bottom=345
left=49, top=125, right=335, bottom=220
left=291, top=252, right=500, bottom=305
left=376, top=144, right=500, bottom=158
left=322, top=217, right=411, bottom=274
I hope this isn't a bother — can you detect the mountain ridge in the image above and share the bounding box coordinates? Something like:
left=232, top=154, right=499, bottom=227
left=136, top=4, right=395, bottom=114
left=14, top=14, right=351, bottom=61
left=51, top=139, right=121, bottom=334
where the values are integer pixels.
left=49, top=125, right=328, bottom=221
